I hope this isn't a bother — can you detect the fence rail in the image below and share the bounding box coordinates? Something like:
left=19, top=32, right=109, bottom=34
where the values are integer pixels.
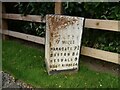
left=2, top=13, right=120, bottom=32
left=2, top=14, right=46, bottom=23
left=1, top=29, right=120, bottom=65
left=2, top=2, right=120, bottom=65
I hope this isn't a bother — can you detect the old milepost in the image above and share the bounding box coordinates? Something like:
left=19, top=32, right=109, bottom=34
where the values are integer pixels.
left=45, top=15, right=84, bottom=75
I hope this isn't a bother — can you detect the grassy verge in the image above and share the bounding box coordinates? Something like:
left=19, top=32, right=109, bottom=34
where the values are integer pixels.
left=2, top=40, right=119, bottom=88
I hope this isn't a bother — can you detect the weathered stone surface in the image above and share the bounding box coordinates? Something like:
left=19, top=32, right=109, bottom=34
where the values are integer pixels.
left=2, top=71, right=33, bottom=88
left=45, top=15, right=84, bottom=74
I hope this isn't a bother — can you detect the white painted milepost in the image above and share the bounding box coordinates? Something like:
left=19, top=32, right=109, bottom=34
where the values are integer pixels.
left=45, top=15, right=84, bottom=75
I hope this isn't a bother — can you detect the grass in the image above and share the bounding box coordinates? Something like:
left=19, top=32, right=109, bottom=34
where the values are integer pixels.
left=2, top=40, right=120, bottom=88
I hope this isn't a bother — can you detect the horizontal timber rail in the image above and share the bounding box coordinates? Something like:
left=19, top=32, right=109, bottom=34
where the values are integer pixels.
left=2, top=13, right=120, bottom=32
left=1, top=30, right=120, bottom=65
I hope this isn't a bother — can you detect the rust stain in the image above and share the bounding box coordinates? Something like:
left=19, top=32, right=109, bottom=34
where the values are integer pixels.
left=48, top=15, right=78, bottom=32
left=47, top=15, right=78, bottom=47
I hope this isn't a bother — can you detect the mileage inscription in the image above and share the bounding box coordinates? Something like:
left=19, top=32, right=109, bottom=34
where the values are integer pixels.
left=45, top=15, right=84, bottom=74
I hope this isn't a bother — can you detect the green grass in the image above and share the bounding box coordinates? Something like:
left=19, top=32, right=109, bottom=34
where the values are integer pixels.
left=2, top=40, right=119, bottom=88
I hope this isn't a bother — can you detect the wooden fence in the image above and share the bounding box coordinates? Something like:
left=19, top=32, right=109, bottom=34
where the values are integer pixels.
left=1, top=2, right=120, bottom=65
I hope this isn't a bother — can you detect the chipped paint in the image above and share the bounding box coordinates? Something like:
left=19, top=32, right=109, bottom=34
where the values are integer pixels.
left=45, top=15, right=84, bottom=74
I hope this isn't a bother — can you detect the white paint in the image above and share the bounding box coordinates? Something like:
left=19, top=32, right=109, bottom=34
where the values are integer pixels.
left=45, top=15, right=84, bottom=74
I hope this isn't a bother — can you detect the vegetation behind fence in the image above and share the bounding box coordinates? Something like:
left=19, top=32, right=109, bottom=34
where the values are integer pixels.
left=2, top=2, right=120, bottom=65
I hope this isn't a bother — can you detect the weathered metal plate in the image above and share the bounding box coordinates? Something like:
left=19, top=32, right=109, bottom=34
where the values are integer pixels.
left=45, top=15, right=84, bottom=74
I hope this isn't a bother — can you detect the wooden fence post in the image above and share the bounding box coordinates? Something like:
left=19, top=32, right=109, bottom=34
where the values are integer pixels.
left=2, top=3, right=8, bottom=40
left=55, top=2, right=62, bottom=14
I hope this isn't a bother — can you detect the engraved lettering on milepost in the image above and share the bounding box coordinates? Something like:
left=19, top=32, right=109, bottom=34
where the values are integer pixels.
left=45, top=15, right=84, bottom=74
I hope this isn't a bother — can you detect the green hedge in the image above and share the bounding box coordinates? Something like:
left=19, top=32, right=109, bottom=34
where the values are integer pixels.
left=4, top=2, right=120, bottom=53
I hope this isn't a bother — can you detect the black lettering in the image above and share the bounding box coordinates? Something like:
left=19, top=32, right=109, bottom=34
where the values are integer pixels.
left=70, top=47, right=72, bottom=50
left=72, top=52, right=75, bottom=56
left=75, top=57, right=77, bottom=61
left=77, top=46, right=79, bottom=50
left=62, top=40, right=74, bottom=44
left=68, top=58, right=70, bottom=62
left=67, top=47, right=69, bottom=50
left=65, top=59, right=67, bottom=61
left=76, top=52, right=78, bottom=55
left=50, top=60, right=52, bottom=63
left=66, top=64, right=68, bottom=66
left=73, top=40, right=75, bottom=44
left=56, top=47, right=58, bottom=50
left=65, top=48, right=67, bottom=51
left=68, top=53, right=70, bottom=56
left=64, top=53, right=66, bottom=56
left=53, top=48, right=55, bottom=51
left=59, top=47, right=61, bottom=50
left=62, top=41, right=66, bottom=44
left=50, top=54, right=53, bottom=57
left=62, top=47, right=64, bottom=51
left=51, top=48, right=53, bottom=50
left=74, top=46, right=77, bottom=50
left=56, top=39, right=60, bottom=44
left=50, top=65, right=52, bottom=68
left=68, top=35, right=70, bottom=39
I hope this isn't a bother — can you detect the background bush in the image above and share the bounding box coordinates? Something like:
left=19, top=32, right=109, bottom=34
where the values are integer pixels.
left=4, top=2, right=120, bottom=53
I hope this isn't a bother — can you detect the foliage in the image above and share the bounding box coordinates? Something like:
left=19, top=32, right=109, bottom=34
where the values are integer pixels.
left=4, top=2, right=120, bottom=53
left=83, top=29, right=120, bottom=53
left=8, top=20, right=45, bottom=37
left=62, top=2, right=120, bottom=53
left=5, top=2, right=55, bottom=16
left=83, top=2, right=120, bottom=20
left=5, top=2, right=54, bottom=37
left=63, top=2, right=120, bottom=20
left=3, top=40, right=119, bottom=88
